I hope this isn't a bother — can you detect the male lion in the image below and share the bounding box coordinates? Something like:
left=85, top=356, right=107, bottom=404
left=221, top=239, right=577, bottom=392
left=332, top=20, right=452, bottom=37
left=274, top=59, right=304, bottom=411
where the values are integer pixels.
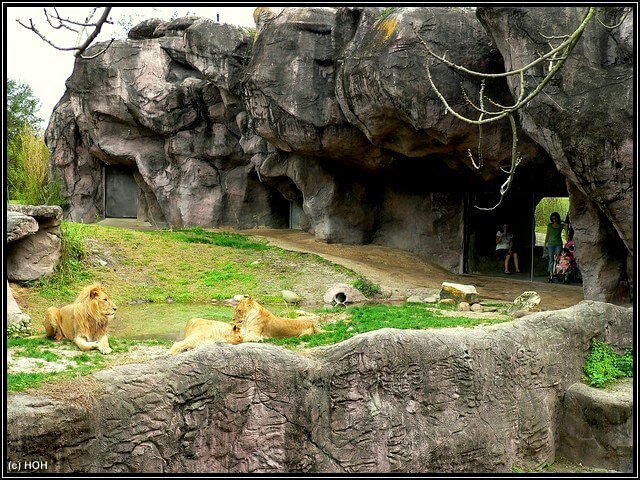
left=44, top=283, right=116, bottom=354
left=232, top=297, right=323, bottom=342
left=168, top=318, right=243, bottom=355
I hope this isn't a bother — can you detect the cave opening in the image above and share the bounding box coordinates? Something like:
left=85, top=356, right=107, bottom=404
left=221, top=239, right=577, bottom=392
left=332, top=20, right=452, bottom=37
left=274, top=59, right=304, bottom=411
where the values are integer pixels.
left=464, top=192, right=573, bottom=282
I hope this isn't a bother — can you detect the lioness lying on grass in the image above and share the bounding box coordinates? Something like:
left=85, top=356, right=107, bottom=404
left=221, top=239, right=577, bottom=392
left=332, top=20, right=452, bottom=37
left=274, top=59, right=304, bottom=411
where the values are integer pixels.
left=168, top=317, right=243, bottom=354
left=232, top=296, right=323, bottom=342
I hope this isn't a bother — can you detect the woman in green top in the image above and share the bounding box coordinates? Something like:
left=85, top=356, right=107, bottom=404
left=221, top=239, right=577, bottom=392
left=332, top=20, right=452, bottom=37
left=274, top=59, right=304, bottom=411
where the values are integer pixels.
left=544, top=211, right=567, bottom=276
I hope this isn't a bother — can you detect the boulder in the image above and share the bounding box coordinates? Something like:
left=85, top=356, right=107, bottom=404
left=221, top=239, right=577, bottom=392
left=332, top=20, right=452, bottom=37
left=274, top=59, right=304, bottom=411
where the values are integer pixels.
left=513, top=291, right=542, bottom=312
left=470, top=303, right=484, bottom=313
left=6, top=282, right=31, bottom=327
left=281, top=290, right=302, bottom=304
left=458, top=302, right=471, bottom=311
left=6, top=205, right=63, bottom=281
left=439, top=282, right=479, bottom=304
left=7, top=211, right=38, bottom=242
left=558, top=380, right=633, bottom=472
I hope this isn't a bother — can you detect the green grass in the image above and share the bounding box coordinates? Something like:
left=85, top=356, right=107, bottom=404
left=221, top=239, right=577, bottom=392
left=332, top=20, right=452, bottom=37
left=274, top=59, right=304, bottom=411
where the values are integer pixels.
left=7, top=336, right=173, bottom=392
left=582, top=339, right=633, bottom=388
left=266, top=303, right=511, bottom=348
left=9, top=222, right=514, bottom=392
left=352, top=277, right=382, bottom=297
left=146, top=226, right=270, bottom=250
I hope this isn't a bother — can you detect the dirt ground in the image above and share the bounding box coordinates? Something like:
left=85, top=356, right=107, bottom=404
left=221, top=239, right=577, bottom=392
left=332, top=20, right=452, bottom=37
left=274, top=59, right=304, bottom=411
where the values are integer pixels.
left=243, top=228, right=584, bottom=310
left=96, top=219, right=583, bottom=310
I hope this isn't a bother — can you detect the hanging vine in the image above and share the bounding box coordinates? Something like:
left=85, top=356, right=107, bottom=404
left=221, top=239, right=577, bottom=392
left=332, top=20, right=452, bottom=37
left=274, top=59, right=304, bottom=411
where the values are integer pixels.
left=410, top=7, right=597, bottom=210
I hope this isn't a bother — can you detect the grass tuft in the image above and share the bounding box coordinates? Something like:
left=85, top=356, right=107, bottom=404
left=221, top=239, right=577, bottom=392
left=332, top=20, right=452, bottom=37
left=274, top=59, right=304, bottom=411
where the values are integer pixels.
left=582, top=339, right=633, bottom=388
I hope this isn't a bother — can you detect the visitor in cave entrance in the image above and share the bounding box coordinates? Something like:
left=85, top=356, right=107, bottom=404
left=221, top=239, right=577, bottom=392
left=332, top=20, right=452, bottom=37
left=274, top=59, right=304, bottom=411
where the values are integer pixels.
left=495, top=223, right=520, bottom=274
left=543, top=211, right=567, bottom=278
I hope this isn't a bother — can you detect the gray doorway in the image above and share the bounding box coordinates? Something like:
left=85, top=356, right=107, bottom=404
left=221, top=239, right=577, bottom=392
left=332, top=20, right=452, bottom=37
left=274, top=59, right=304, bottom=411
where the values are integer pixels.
left=289, top=201, right=303, bottom=229
left=105, top=165, right=138, bottom=218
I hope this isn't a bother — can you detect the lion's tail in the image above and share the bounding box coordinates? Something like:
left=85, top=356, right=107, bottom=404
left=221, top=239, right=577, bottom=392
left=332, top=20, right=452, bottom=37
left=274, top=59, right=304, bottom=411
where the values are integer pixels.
left=44, top=307, right=63, bottom=339
left=313, top=324, right=325, bottom=334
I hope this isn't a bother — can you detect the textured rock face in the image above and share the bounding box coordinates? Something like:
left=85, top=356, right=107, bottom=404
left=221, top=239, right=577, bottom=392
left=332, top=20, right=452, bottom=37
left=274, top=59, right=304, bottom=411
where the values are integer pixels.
left=558, top=381, right=633, bottom=472
left=46, top=18, right=287, bottom=230
left=7, top=281, right=31, bottom=326
left=476, top=7, right=633, bottom=303
left=6, top=205, right=63, bottom=281
left=6, top=301, right=632, bottom=473
left=46, top=7, right=632, bottom=301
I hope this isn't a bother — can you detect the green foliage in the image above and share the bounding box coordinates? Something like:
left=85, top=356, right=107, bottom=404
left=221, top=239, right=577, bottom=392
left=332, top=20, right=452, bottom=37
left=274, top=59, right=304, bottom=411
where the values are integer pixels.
left=6, top=79, right=42, bottom=142
left=241, top=26, right=256, bottom=37
left=267, top=303, right=510, bottom=348
left=617, top=348, right=634, bottom=377
left=6, top=319, right=34, bottom=338
left=7, top=122, right=67, bottom=207
left=32, top=222, right=90, bottom=298
left=582, top=339, right=633, bottom=388
left=535, top=197, right=570, bottom=227
left=352, top=277, right=382, bottom=297
left=377, top=7, right=396, bottom=20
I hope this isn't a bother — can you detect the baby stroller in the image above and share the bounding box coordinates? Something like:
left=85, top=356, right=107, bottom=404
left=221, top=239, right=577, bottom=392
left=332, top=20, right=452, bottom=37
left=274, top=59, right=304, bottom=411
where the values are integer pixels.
left=548, top=247, right=578, bottom=284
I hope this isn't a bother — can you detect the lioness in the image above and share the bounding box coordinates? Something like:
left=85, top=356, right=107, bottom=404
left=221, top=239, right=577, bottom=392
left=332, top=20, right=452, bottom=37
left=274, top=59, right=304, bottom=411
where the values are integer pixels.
left=168, top=318, right=243, bottom=354
left=44, top=283, right=116, bottom=354
left=232, top=297, right=323, bottom=342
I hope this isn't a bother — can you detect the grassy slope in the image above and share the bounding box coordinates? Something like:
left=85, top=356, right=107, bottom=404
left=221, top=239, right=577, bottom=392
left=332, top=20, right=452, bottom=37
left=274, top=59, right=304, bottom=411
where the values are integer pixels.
left=13, top=223, right=359, bottom=336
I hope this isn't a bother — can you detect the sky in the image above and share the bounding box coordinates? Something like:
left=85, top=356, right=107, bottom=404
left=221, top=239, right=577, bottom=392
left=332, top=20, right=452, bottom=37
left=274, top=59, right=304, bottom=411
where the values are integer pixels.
left=4, top=5, right=256, bottom=129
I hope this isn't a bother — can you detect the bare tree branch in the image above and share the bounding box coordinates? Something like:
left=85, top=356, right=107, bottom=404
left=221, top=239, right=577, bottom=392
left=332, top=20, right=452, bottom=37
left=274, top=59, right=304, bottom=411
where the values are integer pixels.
left=74, top=7, right=112, bottom=58
left=17, top=6, right=114, bottom=58
left=410, top=7, right=597, bottom=210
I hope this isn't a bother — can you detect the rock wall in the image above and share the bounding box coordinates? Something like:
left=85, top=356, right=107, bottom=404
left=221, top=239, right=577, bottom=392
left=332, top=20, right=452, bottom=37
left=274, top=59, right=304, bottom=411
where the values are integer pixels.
left=558, top=381, right=632, bottom=472
left=45, top=7, right=633, bottom=301
left=476, top=7, right=634, bottom=303
left=6, top=205, right=63, bottom=282
left=6, top=301, right=632, bottom=473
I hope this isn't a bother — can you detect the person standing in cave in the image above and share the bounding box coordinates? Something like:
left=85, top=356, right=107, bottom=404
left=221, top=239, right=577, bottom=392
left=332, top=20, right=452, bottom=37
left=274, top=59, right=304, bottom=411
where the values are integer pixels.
left=495, top=223, right=520, bottom=274
left=543, top=211, right=567, bottom=278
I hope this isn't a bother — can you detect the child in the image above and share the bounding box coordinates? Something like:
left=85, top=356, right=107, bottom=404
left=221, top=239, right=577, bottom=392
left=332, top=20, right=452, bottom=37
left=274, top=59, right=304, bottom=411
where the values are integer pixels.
left=555, top=247, right=573, bottom=275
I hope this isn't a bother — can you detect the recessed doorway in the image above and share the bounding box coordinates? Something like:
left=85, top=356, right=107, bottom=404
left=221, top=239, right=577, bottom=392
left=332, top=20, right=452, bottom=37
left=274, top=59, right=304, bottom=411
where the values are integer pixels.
left=105, top=165, right=138, bottom=218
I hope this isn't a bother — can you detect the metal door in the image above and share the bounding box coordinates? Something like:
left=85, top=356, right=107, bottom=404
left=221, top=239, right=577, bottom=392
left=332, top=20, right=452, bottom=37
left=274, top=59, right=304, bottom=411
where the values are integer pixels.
left=105, top=165, right=138, bottom=218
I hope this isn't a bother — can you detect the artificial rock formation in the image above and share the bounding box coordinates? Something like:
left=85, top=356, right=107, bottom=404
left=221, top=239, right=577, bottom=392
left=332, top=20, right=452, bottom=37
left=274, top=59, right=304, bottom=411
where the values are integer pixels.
left=45, top=7, right=633, bottom=303
left=6, top=300, right=632, bottom=473
left=6, top=205, right=63, bottom=281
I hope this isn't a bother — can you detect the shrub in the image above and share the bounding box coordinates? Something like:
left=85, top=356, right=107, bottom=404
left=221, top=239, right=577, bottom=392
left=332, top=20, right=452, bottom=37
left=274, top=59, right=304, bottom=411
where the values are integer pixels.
left=535, top=197, right=569, bottom=226
left=582, top=339, right=633, bottom=388
left=7, top=123, right=67, bottom=207
left=34, top=221, right=90, bottom=297
left=352, top=277, right=382, bottom=297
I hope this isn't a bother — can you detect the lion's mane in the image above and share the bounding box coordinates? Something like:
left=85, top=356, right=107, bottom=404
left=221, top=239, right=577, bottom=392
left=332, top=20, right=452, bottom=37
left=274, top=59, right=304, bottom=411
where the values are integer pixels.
left=44, top=283, right=116, bottom=353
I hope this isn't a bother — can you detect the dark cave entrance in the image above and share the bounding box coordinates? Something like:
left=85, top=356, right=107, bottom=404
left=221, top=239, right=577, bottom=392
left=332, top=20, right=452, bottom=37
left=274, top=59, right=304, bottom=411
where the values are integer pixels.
left=464, top=191, right=571, bottom=280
